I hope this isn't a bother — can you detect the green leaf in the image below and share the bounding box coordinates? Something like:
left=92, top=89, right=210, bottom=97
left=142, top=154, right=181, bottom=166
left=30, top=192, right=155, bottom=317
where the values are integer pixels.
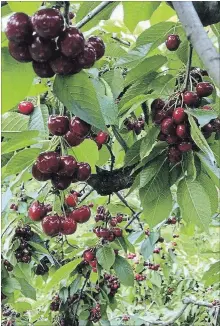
left=8, top=1, right=40, bottom=14
left=184, top=151, right=197, bottom=181
left=139, top=155, right=165, bottom=188
left=28, top=241, right=49, bottom=255
left=123, top=2, right=160, bottom=32
left=196, top=151, right=220, bottom=187
left=188, top=115, right=215, bottom=163
left=150, top=2, right=176, bottom=25
left=187, top=109, right=218, bottom=127
left=53, top=72, right=106, bottom=130
left=124, top=139, right=142, bottom=167
left=2, top=48, right=35, bottom=112
left=102, top=69, right=124, bottom=100
left=202, top=261, right=220, bottom=286
left=176, top=40, right=188, bottom=64
left=119, top=94, right=150, bottom=116
left=197, top=172, right=218, bottom=215
left=125, top=55, right=167, bottom=86
left=18, top=278, right=36, bottom=300
left=140, top=126, right=160, bottom=160
left=113, top=255, right=134, bottom=286
left=97, top=145, right=110, bottom=166
left=127, top=231, right=144, bottom=245
left=177, top=177, right=212, bottom=231
left=45, top=258, right=81, bottom=292
left=1, top=131, right=39, bottom=154
left=2, top=277, right=21, bottom=293
left=2, top=112, right=29, bottom=132
left=4, top=148, right=41, bottom=177
left=140, top=232, right=159, bottom=260
left=28, top=104, right=49, bottom=138
left=115, top=44, right=152, bottom=69
left=105, top=41, right=127, bottom=58
left=96, top=245, right=115, bottom=271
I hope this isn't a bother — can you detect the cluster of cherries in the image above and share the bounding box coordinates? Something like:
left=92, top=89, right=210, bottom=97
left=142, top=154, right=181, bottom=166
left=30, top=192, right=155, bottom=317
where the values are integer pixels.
left=2, top=305, right=20, bottom=318
left=122, top=315, right=130, bottom=322
left=89, top=303, right=101, bottom=323
left=124, top=115, right=145, bottom=135
left=3, top=259, right=13, bottom=272
left=83, top=248, right=98, bottom=273
left=14, top=225, right=34, bottom=263
left=10, top=203, right=18, bottom=211
left=50, top=295, right=61, bottom=311
left=104, top=273, right=120, bottom=296
left=6, top=8, right=105, bottom=77
left=93, top=206, right=123, bottom=242
left=28, top=198, right=92, bottom=237
left=35, top=256, right=50, bottom=275
left=143, top=262, right=160, bottom=271
left=135, top=273, right=146, bottom=282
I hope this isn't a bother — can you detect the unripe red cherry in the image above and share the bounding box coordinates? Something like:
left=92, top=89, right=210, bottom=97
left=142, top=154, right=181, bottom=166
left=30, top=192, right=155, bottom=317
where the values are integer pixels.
left=88, top=36, right=105, bottom=60
left=77, top=43, right=96, bottom=68
left=32, top=162, right=52, bottom=181
left=18, top=101, right=34, bottom=115
left=161, top=118, right=176, bottom=135
left=6, top=12, right=33, bottom=43
left=58, top=27, right=85, bottom=58
left=83, top=249, right=95, bottom=262
left=60, top=217, right=77, bottom=235
left=64, top=131, right=84, bottom=147
left=178, top=142, right=192, bottom=152
left=165, top=34, right=181, bottom=51
left=168, top=146, right=182, bottom=163
left=65, top=193, right=78, bottom=207
left=58, top=155, right=77, bottom=176
left=172, top=107, right=186, bottom=124
left=95, top=131, right=109, bottom=145
left=36, top=151, right=61, bottom=174
left=176, top=124, right=189, bottom=138
left=48, top=115, right=69, bottom=136
left=183, top=91, right=200, bottom=107
left=69, top=117, right=91, bottom=139
left=32, top=8, right=64, bottom=39
left=76, top=162, right=91, bottom=181
left=51, top=174, right=72, bottom=190
left=28, top=201, right=46, bottom=221
left=112, top=227, right=122, bottom=237
left=8, top=41, right=32, bottom=62
left=196, top=82, right=214, bottom=97
left=71, top=205, right=91, bottom=223
left=42, top=215, right=61, bottom=236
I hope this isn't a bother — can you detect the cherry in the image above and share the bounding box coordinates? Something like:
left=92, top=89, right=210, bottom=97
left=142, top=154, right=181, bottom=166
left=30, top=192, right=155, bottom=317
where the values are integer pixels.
left=50, top=54, right=79, bottom=75
left=83, top=249, right=95, bottom=262
left=202, top=105, right=212, bottom=110
left=151, top=98, right=165, bottom=112
left=172, top=107, right=186, bottom=124
left=110, top=218, right=118, bottom=227
left=32, top=162, right=52, bottom=181
left=8, top=41, right=32, bottom=62
left=112, top=228, right=122, bottom=237
left=161, top=118, right=176, bottom=135
left=58, top=27, right=85, bottom=58
left=28, top=201, right=46, bottom=221
left=77, top=43, right=96, bottom=68
left=196, top=82, right=214, bottom=97
left=183, top=91, right=200, bottom=107
left=71, top=205, right=91, bottom=223
left=99, top=228, right=110, bottom=239
left=48, top=115, right=69, bottom=136
left=158, top=132, right=167, bottom=141
left=58, top=155, right=77, bottom=176
left=51, top=174, right=72, bottom=190
left=32, top=61, right=55, bottom=78
left=18, top=101, right=34, bottom=115
left=116, top=214, right=123, bottom=223
left=107, top=232, right=116, bottom=242
left=202, top=123, right=214, bottom=133
left=36, top=151, right=61, bottom=173
left=65, top=193, right=78, bottom=207
left=69, top=117, right=91, bottom=139
left=64, top=131, right=84, bottom=147
left=95, top=131, right=109, bottom=145
left=42, top=215, right=61, bottom=236
left=32, top=8, right=64, bottom=39
left=88, top=36, right=105, bottom=60
left=122, top=315, right=130, bottom=322
left=69, top=12, right=75, bottom=20
left=165, top=34, right=181, bottom=51
left=6, top=12, right=33, bottom=43
left=60, top=217, right=77, bottom=235
left=22, top=255, right=31, bottom=263
left=168, top=146, right=182, bottom=163
left=89, top=260, right=97, bottom=268
left=213, top=118, right=220, bottom=132
left=153, top=248, right=160, bottom=254
left=76, top=162, right=91, bottom=181
left=178, top=142, right=192, bottom=152
left=166, top=135, right=179, bottom=144
left=29, top=36, right=56, bottom=63
left=176, top=124, right=189, bottom=138
left=94, top=227, right=101, bottom=238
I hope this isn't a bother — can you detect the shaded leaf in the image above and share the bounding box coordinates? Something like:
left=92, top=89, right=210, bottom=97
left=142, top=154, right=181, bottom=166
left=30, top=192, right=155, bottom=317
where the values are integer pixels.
left=96, top=245, right=115, bottom=271
left=113, top=255, right=134, bottom=286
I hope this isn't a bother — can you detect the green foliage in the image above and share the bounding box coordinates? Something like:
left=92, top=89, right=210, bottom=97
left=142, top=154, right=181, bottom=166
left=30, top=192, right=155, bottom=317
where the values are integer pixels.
left=96, top=245, right=115, bottom=271
left=113, top=256, right=134, bottom=286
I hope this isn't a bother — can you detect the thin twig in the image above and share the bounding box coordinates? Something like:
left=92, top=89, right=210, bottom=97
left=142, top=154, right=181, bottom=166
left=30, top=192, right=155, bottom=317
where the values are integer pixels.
left=124, top=212, right=142, bottom=230
left=106, top=143, right=115, bottom=172
left=184, top=43, right=193, bottom=90
left=78, top=186, right=94, bottom=203
left=63, top=1, right=70, bottom=26
left=116, top=192, right=135, bottom=214
left=76, top=1, right=113, bottom=29
left=112, top=125, right=128, bottom=152
left=111, top=36, right=131, bottom=46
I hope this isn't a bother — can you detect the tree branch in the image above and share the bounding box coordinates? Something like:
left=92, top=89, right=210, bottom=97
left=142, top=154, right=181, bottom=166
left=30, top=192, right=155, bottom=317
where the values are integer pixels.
left=184, top=43, right=193, bottom=90
left=172, top=1, right=220, bottom=87
left=76, top=1, right=113, bottom=29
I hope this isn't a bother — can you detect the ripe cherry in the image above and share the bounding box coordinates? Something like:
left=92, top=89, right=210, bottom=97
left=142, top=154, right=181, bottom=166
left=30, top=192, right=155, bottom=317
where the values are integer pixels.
left=29, top=36, right=56, bottom=62
left=69, top=12, right=75, bottom=20
left=172, top=107, right=186, bottom=124
left=60, top=217, right=77, bottom=235
left=58, top=27, right=85, bottom=58
left=32, top=61, right=55, bottom=78
left=69, top=117, right=91, bottom=139
left=36, top=151, right=61, bottom=174
left=99, top=228, right=110, bottom=239
left=213, top=118, right=220, bottom=132
left=83, top=249, right=95, bottom=262
left=8, top=41, right=32, bottom=62
left=42, top=215, right=61, bottom=236
left=32, top=162, right=52, bottom=181
left=154, top=111, right=166, bottom=124
left=166, top=135, right=179, bottom=144
left=168, top=146, right=182, bottom=163
left=48, top=115, right=69, bottom=136
left=110, top=218, right=118, bottom=227
left=88, top=36, right=105, bottom=60
left=151, top=98, right=165, bottom=112
left=89, top=259, right=97, bottom=268
left=57, top=155, right=77, bottom=177
left=50, top=54, right=78, bottom=75
left=18, top=101, right=34, bottom=115
left=178, top=142, right=192, bottom=152
left=196, top=82, right=214, bottom=97
left=95, top=131, right=109, bottom=145
left=116, top=214, right=123, bottom=223
left=166, top=34, right=181, bottom=51
left=32, top=8, right=64, bottom=39
left=202, top=123, right=214, bottom=133
left=112, top=228, right=122, bottom=237
left=65, top=193, right=78, bottom=207
left=107, top=232, right=116, bottom=242
left=77, top=43, right=96, bottom=68
left=64, top=131, right=84, bottom=147
left=76, top=162, right=91, bottom=181
left=51, top=174, right=72, bottom=190
left=161, top=118, right=176, bottom=135
left=158, top=132, right=167, bottom=141
left=71, top=205, right=91, bottom=223
left=28, top=201, right=46, bottom=221
left=176, top=124, right=189, bottom=138
left=6, top=12, right=33, bottom=43
left=183, top=91, right=200, bottom=107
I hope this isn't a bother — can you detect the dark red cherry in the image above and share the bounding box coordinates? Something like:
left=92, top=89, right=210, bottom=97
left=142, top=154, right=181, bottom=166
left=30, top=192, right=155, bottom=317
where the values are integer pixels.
left=28, top=201, right=46, bottom=221
left=32, top=162, right=52, bottom=181
left=69, top=117, right=91, bottom=139
left=172, top=107, right=186, bottom=124
left=58, top=155, right=77, bottom=176
left=168, top=146, right=182, bottom=163
left=178, top=142, right=192, bottom=152
left=154, top=111, right=166, bottom=124
left=151, top=98, right=165, bottom=111
left=99, top=228, right=110, bottom=239
left=95, top=131, right=109, bottom=145
left=110, top=218, right=118, bottom=227
left=89, top=259, right=97, bottom=268
left=18, top=101, right=34, bottom=115
left=51, top=174, right=72, bottom=190
left=83, top=249, right=95, bottom=262
left=116, top=214, right=123, bottom=223
left=176, top=124, right=189, bottom=138
left=88, top=36, right=105, bottom=60
left=183, top=91, right=200, bottom=107
left=41, top=215, right=61, bottom=236
left=36, top=151, right=61, bottom=173
left=196, top=82, right=214, bottom=97
left=64, top=131, right=84, bottom=147
left=29, top=36, right=56, bottom=62
left=77, top=43, right=96, bottom=68
left=76, top=162, right=91, bottom=181
left=69, top=12, right=75, bottom=20
left=161, top=118, right=176, bottom=135
left=60, top=217, right=77, bottom=235
left=32, top=61, right=55, bottom=78
left=165, top=34, right=181, bottom=51
left=50, top=54, right=77, bottom=75
left=202, top=123, right=214, bottom=136
left=166, top=135, right=179, bottom=144
left=112, top=227, right=122, bottom=237
left=71, top=206, right=91, bottom=223
left=48, top=115, right=69, bottom=136
left=158, top=132, right=167, bottom=141
left=6, top=12, right=33, bottom=43
left=58, top=27, right=85, bottom=58
left=213, top=118, right=220, bottom=132
left=32, top=8, right=64, bottom=39
left=107, top=232, right=115, bottom=242
left=65, top=193, right=78, bottom=207
left=8, top=41, right=32, bottom=62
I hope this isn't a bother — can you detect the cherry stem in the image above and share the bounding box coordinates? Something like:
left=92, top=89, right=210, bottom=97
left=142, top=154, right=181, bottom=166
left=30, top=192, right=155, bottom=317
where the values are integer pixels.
left=184, top=43, right=193, bottom=91
left=111, top=36, right=130, bottom=46
left=64, top=1, right=70, bottom=27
